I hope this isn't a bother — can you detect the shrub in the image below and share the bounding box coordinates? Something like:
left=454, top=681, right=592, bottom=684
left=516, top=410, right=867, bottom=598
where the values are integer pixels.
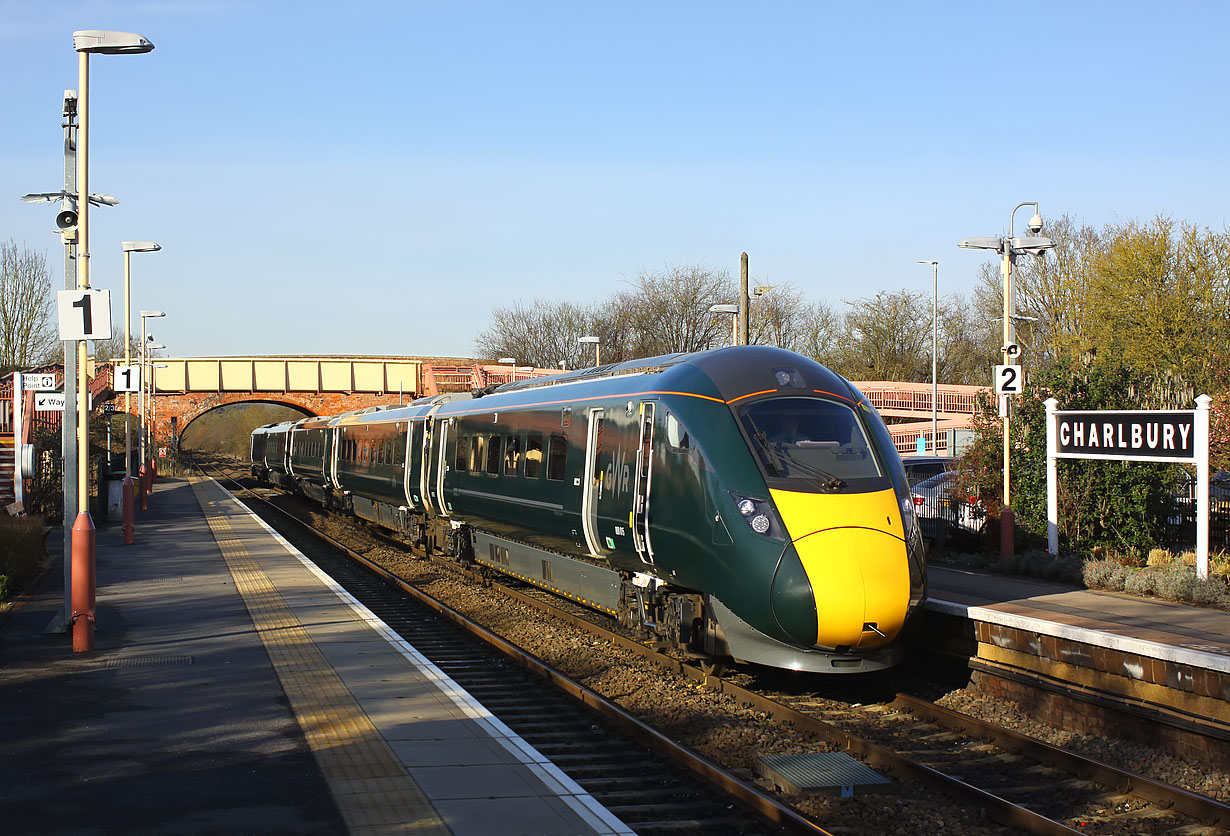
left=1146, top=548, right=1175, bottom=567
left=0, top=515, right=47, bottom=602
left=1123, top=568, right=1158, bottom=597
left=1083, top=558, right=1129, bottom=591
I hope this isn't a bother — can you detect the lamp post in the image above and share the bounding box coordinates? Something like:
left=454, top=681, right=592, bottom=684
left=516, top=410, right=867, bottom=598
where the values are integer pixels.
left=958, top=202, right=1054, bottom=554
left=120, top=241, right=159, bottom=543
left=579, top=336, right=600, bottom=366
left=148, top=362, right=167, bottom=477
left=916, top=261, right=939, bottom=455
left=70, top=29, right=155, bottom=652
left=138, top=311, right=164, bottom=507
left=709, top=304, right=739, bottom=346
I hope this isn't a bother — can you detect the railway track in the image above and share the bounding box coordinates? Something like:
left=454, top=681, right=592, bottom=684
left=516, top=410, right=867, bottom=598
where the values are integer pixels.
left=195, top=455, right=1230, bottom=835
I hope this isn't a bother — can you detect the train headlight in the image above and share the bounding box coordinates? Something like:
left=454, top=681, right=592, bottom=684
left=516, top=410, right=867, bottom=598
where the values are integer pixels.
left=730, top=492, right=785, bottom=541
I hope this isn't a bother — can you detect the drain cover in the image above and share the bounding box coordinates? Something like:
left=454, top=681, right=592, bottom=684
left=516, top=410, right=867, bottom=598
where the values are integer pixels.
left=755, top=751, right=892, bottom=796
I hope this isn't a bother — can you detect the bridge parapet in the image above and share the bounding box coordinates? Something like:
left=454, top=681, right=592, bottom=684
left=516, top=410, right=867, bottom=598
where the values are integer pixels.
left=854, top=381, right=987, bottom=419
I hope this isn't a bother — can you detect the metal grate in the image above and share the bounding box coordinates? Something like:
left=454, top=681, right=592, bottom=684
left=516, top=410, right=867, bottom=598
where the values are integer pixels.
left=101, top=655, right=194, bottom=670
left=755, top=752, right=893, bottom=796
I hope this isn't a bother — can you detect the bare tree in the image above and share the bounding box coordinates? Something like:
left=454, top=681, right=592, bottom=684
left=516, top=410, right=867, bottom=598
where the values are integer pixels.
left=619, top=264, right=736, bottom=356
left=0, top=240, right=56, bottom=374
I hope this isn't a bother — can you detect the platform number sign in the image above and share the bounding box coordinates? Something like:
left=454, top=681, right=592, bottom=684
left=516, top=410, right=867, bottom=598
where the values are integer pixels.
left=56, top=288, right=113, bottom=341
left=993, top=364, right=1024, bottom=396
left=114, top=364, right=141, bottom=392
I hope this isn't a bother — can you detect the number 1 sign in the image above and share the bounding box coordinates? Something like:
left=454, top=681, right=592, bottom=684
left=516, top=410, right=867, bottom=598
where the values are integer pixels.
left=113, top=364, right=141, bottom=392
left=56, top=289, right=113, bottom=341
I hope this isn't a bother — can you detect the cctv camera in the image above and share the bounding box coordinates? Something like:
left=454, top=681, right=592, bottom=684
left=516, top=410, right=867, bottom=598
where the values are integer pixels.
left=1027, top=213, right=1043, bottom=234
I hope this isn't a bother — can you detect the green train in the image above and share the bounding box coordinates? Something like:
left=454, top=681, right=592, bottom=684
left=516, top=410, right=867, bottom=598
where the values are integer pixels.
left=251, top=346, right=927, bottom=673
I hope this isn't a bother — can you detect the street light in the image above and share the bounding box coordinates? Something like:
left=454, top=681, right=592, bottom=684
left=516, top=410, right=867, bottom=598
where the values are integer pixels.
left=70, top=29, right=155, bottom=653
left=709, top=304, right=739, bottom=346
left=579, top=336, right=600, bottom=366
left=139, top=340, right=165, bottom=509
left=958, top=202, right=1054, bottom=555
left=120, top=241, right=159, bottom=544
left=916, top=261, right=939, bottom=456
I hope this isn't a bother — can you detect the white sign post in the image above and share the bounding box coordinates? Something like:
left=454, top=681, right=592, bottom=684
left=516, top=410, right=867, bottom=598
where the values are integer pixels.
left=1046, top=396, right=1212, bottom=579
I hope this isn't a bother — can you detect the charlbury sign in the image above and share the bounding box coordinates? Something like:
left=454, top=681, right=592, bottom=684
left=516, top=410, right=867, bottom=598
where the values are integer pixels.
left=1055, top=411, right=1195, bottom=461
left=1045, top=397, right=1212, bottom=580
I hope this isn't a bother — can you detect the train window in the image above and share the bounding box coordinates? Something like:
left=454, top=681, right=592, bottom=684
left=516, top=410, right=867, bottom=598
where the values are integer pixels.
left=665, top=413, right=691, bottom=451
left=455, top=436, right=469, bottom=472
left=362, top=443, right=370, bottom=463
left=738, top=396, right=883, bottom=487
left=546, top=435, right=567, bottom=481
left=486, top=435, right=502, bottom=475
left=561, top=407, right=571, bottom=428
left=471, top=435, right=487, bottom=472
left=504, top=435, right=520, bottom=476
left=525, top=435, right=543, bottom=478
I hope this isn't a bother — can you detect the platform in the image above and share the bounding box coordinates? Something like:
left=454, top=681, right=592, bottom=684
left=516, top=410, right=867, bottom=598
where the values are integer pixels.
left=926, top=566, right=1230, bottom=763
left=0, top=475, right=631, bottom=836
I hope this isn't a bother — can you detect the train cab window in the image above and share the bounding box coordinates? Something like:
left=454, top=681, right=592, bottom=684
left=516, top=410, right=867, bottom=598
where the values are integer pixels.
left=455, top=436, right=469, bottom=472
left=486, top=435, right=502, bottom=475
left=504, top=435, right=520, bottom=476
left=471, top=435, right=487, bottom=472
left=546, top=435, right=567, bottom=481
left=738, top=396, right=883, bottom=488
left=665, top=413, right=691, bottom=451
left=525, top=435, right=543, bottom=478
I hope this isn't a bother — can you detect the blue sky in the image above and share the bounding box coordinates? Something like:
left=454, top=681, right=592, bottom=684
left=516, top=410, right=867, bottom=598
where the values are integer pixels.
left=2, top=1, right=1228, bottom=360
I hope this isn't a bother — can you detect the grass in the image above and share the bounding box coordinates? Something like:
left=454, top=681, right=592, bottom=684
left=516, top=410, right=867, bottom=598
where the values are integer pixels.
left=0, top=514, right=49, bottom=603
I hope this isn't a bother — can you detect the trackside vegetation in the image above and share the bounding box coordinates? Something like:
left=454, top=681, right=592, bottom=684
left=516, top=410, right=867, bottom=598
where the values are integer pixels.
left=0, top=515, right=47, bottom=605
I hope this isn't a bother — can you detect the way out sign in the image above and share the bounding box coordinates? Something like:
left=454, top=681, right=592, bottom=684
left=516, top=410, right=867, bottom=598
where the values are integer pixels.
left=57, top=288, right=112, bottom=341
left=1045, top=397, right=1212, bottom=579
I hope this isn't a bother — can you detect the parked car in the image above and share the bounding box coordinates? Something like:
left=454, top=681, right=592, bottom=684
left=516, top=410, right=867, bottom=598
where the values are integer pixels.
left=910, top=471, right=985, bottom=541
left=901, top=455, right=951, bottom=488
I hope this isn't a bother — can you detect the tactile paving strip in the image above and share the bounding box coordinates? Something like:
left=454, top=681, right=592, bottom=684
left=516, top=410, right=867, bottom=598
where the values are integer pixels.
left=190, top=477, right=451, bottom=836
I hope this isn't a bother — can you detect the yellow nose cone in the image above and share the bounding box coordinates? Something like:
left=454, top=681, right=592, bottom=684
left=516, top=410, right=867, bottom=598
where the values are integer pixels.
left=770, top=488, right=910, bottom=649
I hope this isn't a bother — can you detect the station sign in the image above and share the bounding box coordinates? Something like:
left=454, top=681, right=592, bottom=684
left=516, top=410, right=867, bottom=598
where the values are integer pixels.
left=113, top=364, right=141, bottom=392
left=992, top=364, right=1023, bottom=396
left=56, top=288, right=112, bottom=341
left=22, top=373, right=58, bottom=391
left=35, top=393, right=66, bottom=412
left=1054, top=409, right=1196, bottom=462
left=1045, top=398, right=1212, bottom=581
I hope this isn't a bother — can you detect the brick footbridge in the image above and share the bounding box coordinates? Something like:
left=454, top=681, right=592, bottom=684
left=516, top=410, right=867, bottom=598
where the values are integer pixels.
left=108, top=356, right=555, bottom=447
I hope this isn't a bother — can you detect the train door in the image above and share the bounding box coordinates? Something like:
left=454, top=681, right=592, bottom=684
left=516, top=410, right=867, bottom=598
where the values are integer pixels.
left=632, top=402, right=656, bottom=565
left=403, top=420, right=419, bottom=511
left=432, top=416, right=451, bottom=517
left=581, top=407, right=610, bottom=557
left=420, top=414, right=438, bottom=515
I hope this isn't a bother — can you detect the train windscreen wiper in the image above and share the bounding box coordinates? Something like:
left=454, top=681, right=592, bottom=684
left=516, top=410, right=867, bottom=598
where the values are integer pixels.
left=747, top=421, right=845, bottom=490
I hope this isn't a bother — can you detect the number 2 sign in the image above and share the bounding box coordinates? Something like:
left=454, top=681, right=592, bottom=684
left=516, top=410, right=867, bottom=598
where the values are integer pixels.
left=57, top=289, right=113, bottom=341
left=993, top=364, right=1024, bottom=396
